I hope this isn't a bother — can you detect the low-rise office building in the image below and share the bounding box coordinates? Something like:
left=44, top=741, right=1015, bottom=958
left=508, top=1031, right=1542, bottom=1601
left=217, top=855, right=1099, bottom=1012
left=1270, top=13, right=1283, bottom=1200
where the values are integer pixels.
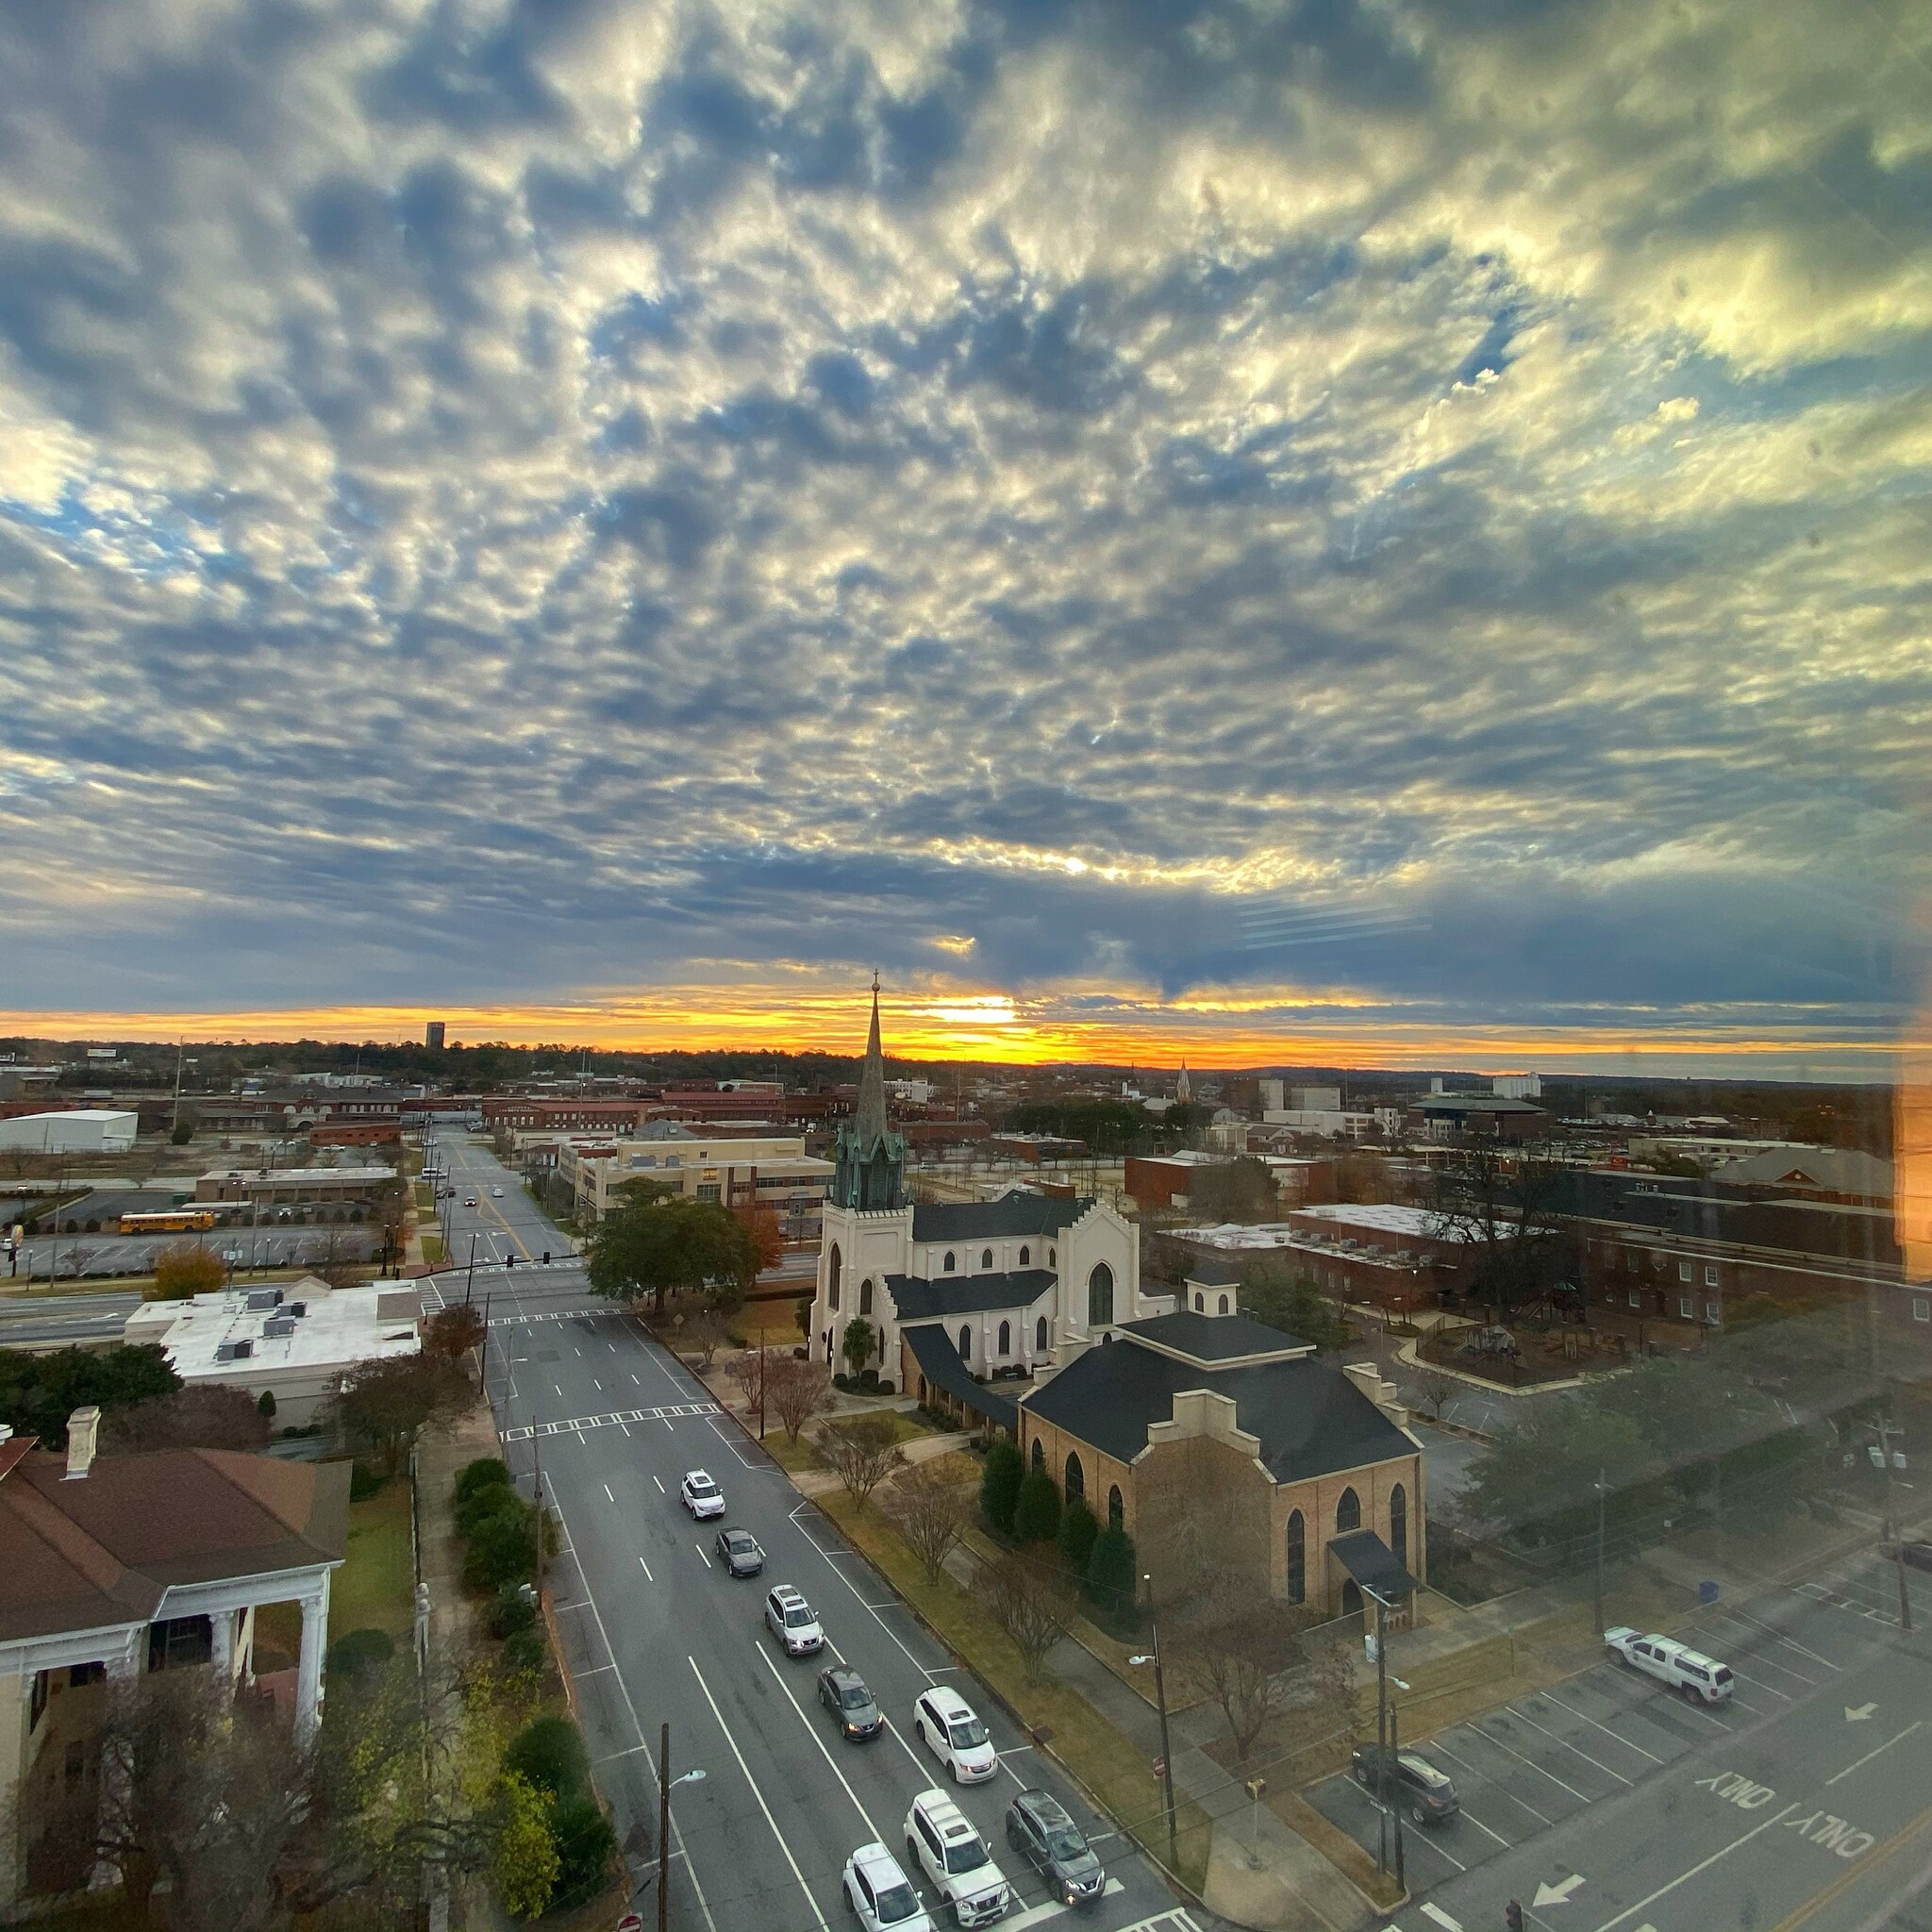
left=123, top=1277, right=422, bottom=1426
left=193, top=1164, right=397, bottom=1217
left=558, top=1126, right=834, bottom=1240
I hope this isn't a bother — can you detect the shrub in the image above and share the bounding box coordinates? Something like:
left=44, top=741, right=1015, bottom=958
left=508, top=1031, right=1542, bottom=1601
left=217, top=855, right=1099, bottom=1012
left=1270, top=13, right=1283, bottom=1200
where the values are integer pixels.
left=505, top=1715, right=588, bottom=1801
left=858, top=1368, right=879, bottom=1391
left=979, top=1438, right=1024, bottom=1535
left=256, top=1389, right=276, bottom=1419
left=548, top=1792, right=617, bottom=1907
left=876, top=1378, right=894, bottom=1395
left=463, top=1506, right=538, bottom=1593
left=833, top=1372, right=853, bottom=1391
left=456, top=1481, right=527, bottom=1541
left=348, top=1463, right=385, bottom=1503
left=502, top=1625, right=549, bottom=1676
left=490, top=1586, right=538, bottom=1641
left=1085, top=1524, right=1138, bottom=1615
left=454, top=1457, right=513, bottom=1506
left=1013, top=1469, right=1061, bottom=1544
left=326, top=1627, right=395, bottom=1678
left=1058, top=1496, right=1100, bottom=1575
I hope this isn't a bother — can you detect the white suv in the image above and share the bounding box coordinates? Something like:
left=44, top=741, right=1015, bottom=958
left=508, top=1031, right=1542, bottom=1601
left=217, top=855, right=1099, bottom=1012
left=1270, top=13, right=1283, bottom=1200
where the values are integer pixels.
left=1605, top=1626, right=1735, bottom=1703
left=765, top=1584, right=824, bottom=1656
left=681, top=1470, right=725, bottom=1520
left=905, top=1790, right=1011, bottom=1926
left=914, top=1687, right=998, bottom=1783
left=842, top=1841, right=936, bottom=1931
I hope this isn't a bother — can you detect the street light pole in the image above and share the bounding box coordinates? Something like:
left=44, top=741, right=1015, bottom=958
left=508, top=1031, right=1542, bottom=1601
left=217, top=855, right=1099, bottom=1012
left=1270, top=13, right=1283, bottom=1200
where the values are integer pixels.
left=1876, top=1409, right=1914, bottom=1633
left=655, top=1726, right=705, bottom=1932
left=1133, top=1574, right=1178, bottom=1872
left=1594, top=1464, right=1607, bottom=1638
left=478, top=1292, right=491, bottom=1398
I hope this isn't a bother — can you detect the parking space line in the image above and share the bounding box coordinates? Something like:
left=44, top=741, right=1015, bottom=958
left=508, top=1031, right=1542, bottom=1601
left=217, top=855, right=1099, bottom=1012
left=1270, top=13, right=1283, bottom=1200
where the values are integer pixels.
left=1507, top=1707, right=1633, bottom=1786
left=1716, top=1607, right=1841, bottom=1672
left=1463, top=1723, right=1591, bottom=1802
left=1540, top=1691, right=1666, bottom=1766
left=1430, top=1743, right=1552, bottom=1825
left=1825, top=1719, right=1923, bottom=1787
left=1456, top=1804, right=1513, bottom=1850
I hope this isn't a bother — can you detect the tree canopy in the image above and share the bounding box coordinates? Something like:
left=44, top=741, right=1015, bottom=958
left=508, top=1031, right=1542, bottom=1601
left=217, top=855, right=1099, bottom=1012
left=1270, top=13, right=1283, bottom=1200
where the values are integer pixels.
left=0, top=1344, right=180, bottom=1449
left=583, top=1191, right=760, bottom=1315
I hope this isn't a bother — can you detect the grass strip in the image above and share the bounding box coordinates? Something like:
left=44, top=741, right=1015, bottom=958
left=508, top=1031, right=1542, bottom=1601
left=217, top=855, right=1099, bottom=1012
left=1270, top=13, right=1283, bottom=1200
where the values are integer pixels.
left=815, top=1490, right=1214, bottom=1895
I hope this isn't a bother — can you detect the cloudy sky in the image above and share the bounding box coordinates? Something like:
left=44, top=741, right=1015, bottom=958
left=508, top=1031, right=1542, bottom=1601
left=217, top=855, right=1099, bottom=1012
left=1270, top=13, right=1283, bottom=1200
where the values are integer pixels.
left=0, top=0, right=1927, bottom=1072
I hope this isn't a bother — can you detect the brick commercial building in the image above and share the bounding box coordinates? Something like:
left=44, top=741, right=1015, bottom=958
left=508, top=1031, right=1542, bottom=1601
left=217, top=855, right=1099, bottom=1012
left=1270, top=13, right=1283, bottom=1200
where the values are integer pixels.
left=194, top=1164, right=397, bottom=1218
left=308, top=1121, right=403, bottom=1148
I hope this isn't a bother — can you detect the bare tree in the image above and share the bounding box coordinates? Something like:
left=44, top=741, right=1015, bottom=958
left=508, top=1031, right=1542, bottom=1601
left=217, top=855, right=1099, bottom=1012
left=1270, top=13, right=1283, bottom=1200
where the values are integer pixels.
left=817, top=1412, right=905, bottom=1508
left=725, top=1346, right=766, bottom=1411
left=766, top=1354, right=835, bottom=1443
left=332, top=1353, right=475, bottom=1476
left=101, top=1386, right=271, bottom=1453
left=1410, top=1361, right=1457, bottom=1421
left=983, top=1549, right=1077, bottom=1681
left=887, top=1462, right=971, bottom=1584
left=677, top=1308, right=728, bottom=1371
left=1173, top=1577, right=1310, bottom=1763
left=1427, top=1151, right=1573, bottom=1326
left=421, top=1303, right=486, bottom=1360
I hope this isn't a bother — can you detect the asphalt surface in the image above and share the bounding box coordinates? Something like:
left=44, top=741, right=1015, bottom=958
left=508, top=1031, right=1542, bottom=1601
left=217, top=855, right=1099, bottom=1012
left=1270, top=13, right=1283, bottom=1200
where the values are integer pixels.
left=1320, top=1551, right=1932, bottom=1932
left=8, top=1224, right=379, bottom=1283
left=424, top=1135, right=1204, bottom=1932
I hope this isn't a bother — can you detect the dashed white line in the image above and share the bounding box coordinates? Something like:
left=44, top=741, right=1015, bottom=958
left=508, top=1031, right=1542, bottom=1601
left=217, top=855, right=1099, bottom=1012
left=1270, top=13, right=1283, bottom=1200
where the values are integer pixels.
left=603, top=1483, right=614, bottom=1503
left=1826, top=1719, right=1923, bottom=1787
left=695, top=1543, right=711, bottom=1569
left=639, top=1556, right=655, bottom=1583
left=653, top=1475, right=665, bottom=1494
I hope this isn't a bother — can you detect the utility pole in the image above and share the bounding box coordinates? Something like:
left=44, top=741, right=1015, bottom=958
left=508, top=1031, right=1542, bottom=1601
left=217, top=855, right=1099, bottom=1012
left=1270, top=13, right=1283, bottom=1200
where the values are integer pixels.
left=1374, top=1592, right=1390, bottom=1874
left=1138, top=1574, right=1178, bottom=1872
left=1875, top=1409, right=1914, bottom=1633
left=532, top=1425, right=544, bottom=1600
left=1388, top=1698, right=1406, bottom=1891
left=658, top=1722, right=672, bottom=1932
left=466, top=1232, right=477, bottom=1304
left=478, top=1292, right=491, bottom=1397
left=171, top=1037, right=186, bottom=1139
left=1594, top=1464, right=1607, bottom=1638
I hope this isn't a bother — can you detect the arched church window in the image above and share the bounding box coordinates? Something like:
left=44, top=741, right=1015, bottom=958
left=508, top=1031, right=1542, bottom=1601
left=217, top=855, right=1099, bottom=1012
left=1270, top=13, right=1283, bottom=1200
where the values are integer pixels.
left=958, top=1324, right=971, bottom=1360
left=1336, top=1487, right=1361, bottom=1534
left=1391, top=1483, right=1408, bottom=1569
left=1048, top=1247, right=1057, bottom=1268
left=1108, top=1486, right=1124, bottom=1532
left=859, top=1278, right=874, bottom=1315
left=997, top=1320, right=1010, bottom=1356
left=981, top=1249, right=993, bottom=1270
left=1035, top=1316, right=1047, bottom=1353
left=1088, top=1263, right=1114, bottom=1328
left=828, top=1244, right=841, bottom=1309
left=1065, top=1453, right=1084, bottom=1503
left=943, top=1251, right=957, bottom=1273
left=1019, top=1246, right=1030, bottom=1266
left=1286, top=1511, right=1306, bottom=1604
left=1218, top=1294, right=1230, bottom=1314
left=1031, top=1439, right=1044, bottom=1474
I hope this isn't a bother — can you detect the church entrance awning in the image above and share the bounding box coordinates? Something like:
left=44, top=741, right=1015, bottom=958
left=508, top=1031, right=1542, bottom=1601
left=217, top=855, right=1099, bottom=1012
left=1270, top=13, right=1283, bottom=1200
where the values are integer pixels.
left=1326, top=1528, right=1417, bottom=1603
left=902, top=1324, right=1018, bottom=1435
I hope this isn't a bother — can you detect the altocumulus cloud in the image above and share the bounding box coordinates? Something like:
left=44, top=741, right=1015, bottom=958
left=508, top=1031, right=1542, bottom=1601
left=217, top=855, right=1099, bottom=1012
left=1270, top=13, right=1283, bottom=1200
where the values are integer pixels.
left=0, top=0, right=1927, bottom=1068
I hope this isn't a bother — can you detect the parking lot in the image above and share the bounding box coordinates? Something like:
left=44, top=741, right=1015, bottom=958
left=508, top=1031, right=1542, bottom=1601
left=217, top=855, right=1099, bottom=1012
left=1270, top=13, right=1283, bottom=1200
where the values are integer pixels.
left=1310, top=1551, right=1931, bottom=1931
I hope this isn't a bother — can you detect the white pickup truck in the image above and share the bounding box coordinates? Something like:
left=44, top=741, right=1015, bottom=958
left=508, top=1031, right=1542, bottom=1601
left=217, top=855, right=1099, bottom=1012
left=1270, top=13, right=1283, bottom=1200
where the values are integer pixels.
left=1604, top=1626, right=1735, bottom=1704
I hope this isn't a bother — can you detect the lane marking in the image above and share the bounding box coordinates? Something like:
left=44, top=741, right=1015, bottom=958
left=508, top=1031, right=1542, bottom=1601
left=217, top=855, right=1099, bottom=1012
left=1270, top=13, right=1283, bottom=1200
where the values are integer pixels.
left=502, top=1400, right=720, bottom=1441
left=603, top=1483, right=614, bottom=1503
left=1825, top=1719, right=1923, bottom=1788
left=640, top=1556, right=654, bottom=1583
left=1421, top=1906, right=1464, bottom=1932
left=652, top=1474, right=665, bottom=1494
left=687, top=1654, right=830, bottom=1932
left=694, top=1543, right=710, bottom=1568
left=1589, top=1803, right=1795, bottom=1932
left=788, top=1501, right=936, bottom=1679
left=752, top=1641, right=884, bottom=1840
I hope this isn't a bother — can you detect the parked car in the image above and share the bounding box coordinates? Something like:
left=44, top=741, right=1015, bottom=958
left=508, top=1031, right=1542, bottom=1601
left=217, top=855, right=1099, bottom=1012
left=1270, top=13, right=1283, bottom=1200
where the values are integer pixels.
left=842, top=1842, right=936, bottom=1932
left=680, top=1470, right=725, bottom=1520
left=904, top=1791, right=1010, bottom=1926
left=1005, top=1789, right=1105, bottom=1907
left=818, top=1664, right=883, bottom=1740
left=714, top=1526, right=764, bottom=1577
left=1881, top=1539, right=1932, bottom=1574
left=913, top=1688, right=998, bottom=1783
left=765, top=1584, right=824, bottom=1656
left=1604, top=1626, right=1734, bottom=1703
left=1350, top=1744, right=1459, bottom=1824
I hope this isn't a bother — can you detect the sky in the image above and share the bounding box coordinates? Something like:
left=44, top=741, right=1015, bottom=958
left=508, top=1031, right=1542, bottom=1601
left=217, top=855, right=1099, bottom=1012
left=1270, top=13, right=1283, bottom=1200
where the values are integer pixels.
left=0, top=0, right=1927, bottom=1075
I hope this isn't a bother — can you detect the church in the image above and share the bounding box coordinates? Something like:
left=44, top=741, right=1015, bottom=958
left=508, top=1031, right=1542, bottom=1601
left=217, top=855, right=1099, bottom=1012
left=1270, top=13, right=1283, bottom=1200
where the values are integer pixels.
left=809, top=981, right=1174, bottom=1396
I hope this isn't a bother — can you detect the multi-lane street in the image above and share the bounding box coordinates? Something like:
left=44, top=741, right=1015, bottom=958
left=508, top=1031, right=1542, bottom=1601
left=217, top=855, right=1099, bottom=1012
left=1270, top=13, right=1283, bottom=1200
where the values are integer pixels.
left=425, top=1134, right=1202, bottom=1932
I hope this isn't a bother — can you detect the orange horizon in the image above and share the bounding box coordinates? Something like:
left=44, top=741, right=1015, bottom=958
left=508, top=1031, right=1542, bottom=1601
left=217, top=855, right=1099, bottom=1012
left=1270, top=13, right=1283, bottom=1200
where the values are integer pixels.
left=0, top=987, right=1916, bottom=1076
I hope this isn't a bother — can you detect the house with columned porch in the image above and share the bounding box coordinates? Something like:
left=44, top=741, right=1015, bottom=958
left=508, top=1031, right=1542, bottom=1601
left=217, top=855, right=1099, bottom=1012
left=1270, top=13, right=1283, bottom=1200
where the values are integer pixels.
left=0, top=1408, right=348, bottom=1910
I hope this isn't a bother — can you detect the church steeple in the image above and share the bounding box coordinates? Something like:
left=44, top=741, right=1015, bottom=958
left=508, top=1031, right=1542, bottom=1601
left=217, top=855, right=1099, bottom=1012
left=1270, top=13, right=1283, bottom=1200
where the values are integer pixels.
left=1176, top=1058, right=1191, bottom=1106
left=832, top=974, right=906, bottom=1211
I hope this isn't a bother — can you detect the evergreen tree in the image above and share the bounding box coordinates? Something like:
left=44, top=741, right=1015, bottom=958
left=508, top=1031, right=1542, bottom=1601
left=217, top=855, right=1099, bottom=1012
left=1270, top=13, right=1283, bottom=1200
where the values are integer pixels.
left=979, top=1438, right=1024, bottom=1534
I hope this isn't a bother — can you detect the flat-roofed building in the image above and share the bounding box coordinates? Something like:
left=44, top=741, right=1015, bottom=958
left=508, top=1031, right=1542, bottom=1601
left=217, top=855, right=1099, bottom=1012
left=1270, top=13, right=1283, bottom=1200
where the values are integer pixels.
left=123, top=1276, right=422, bottom=1426
left=0, top=1110, right=139, bottom=1155
left=558, top=1127, right=834, bottom=1241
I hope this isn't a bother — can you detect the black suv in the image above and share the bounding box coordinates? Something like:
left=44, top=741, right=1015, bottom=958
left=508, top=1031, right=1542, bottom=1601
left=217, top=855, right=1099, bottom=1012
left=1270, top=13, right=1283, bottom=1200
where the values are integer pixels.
left=713, top=1527, right=765, bottom=1577
left=1351, top=1744, right=1458, bottom=1824
left=1005, top=1789, right=1104, bottom=1907
left=816, top=1665, right=883, bottom=1740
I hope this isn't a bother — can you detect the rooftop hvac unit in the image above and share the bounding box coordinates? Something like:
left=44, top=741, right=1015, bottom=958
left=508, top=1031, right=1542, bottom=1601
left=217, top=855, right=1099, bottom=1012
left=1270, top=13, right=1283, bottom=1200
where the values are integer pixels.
left=246, top=1289, right=284, bottom=1311
left=215, top=1339, right=255, bottom=1362
left=264, top=1316, right=296, bottom=1338
left=286, top=1302, right=307, bottom=1318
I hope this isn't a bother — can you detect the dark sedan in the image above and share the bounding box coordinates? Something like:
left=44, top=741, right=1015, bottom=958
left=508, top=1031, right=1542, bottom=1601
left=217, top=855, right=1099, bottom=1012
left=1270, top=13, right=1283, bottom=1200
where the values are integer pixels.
left=816, top=1664, right=883, bottom=1740
left=1351, top=1744, right=1459, bottom=1824
left=1005, top=1789, right=1105, bottom=1907
left=713, top=1527, right=765, bottom=1578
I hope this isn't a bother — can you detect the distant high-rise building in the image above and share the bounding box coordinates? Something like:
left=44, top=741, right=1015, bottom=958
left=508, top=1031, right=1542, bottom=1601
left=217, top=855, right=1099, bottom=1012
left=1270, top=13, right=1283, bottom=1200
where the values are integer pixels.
left=425, top=1021, right=446, bottom=1051
left=1492, top=1073, right=1541, bottom=1099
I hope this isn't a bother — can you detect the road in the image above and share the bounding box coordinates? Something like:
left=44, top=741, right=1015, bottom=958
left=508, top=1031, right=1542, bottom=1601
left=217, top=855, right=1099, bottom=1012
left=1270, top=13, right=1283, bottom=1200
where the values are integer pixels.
left=420, top=1130, right=578, bottom=1278
left=1319, top=1551, right=1932, bottom=1932
left=0, top=1288, right=144, bottom=1344
left=425, top=1135, right=1203, bottom=1932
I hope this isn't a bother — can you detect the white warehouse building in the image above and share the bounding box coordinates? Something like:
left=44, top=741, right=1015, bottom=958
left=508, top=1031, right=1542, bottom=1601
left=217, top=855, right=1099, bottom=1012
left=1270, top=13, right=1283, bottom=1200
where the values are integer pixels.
left=0, top=1109, right=138, bottom=1155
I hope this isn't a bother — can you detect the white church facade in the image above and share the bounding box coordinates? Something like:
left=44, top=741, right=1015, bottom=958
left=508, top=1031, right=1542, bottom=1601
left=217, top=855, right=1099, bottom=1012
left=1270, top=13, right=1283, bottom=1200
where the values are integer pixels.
left=808, top=983, right=1174, bottom=1406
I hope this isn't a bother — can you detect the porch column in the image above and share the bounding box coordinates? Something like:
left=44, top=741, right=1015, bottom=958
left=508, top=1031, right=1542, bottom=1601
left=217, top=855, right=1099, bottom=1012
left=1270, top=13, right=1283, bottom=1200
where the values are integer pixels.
left=208, top=1608, right=235, bottom=1690
left=294, top=1576, right=328, bottom=1743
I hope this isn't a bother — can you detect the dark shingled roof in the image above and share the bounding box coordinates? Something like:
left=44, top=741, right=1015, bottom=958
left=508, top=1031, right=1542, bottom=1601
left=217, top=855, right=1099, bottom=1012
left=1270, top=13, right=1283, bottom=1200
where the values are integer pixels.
left=903, top=1325, right=1018, bottom=1433
left=887, top=1269, right=1058, bottom=1321
left=910, top=1194, right=1091, bottom=1242
left=1123, top=1310, right=1312, bottom=1365
left=1327, top=1528, right=1417, bottom=1600
left=1020, top=1341, right=1413, bottom=1485
left=1181, top=1255, right=1243, bottom=1289
left=0, top=1447, right=350, bottom=1644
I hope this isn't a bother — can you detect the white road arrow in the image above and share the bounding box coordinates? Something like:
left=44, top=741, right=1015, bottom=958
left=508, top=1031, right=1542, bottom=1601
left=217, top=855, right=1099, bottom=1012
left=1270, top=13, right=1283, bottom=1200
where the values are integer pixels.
left=1846, top=1703, right=1878, bottom=1722
left=1534, top=1876, right=1587, bottom=1907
